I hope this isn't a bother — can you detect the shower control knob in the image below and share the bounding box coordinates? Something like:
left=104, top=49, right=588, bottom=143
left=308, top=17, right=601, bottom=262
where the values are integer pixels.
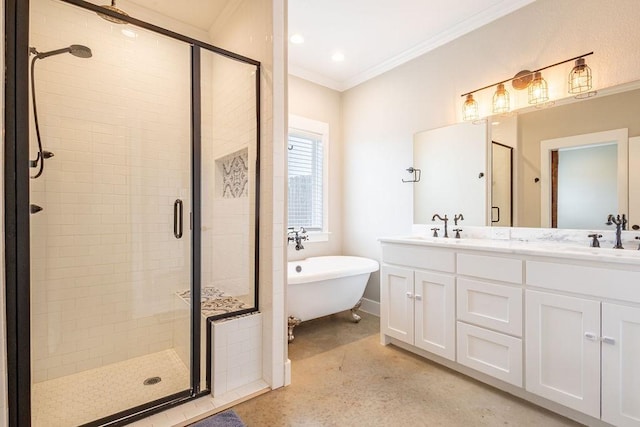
left=632, top=224, right=639, bottom=230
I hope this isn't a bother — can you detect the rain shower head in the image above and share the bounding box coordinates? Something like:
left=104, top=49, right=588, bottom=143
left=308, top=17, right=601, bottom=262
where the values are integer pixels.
left=97, top=0, right=129, bottom=24
left=30, top=44, right=92, bottom=60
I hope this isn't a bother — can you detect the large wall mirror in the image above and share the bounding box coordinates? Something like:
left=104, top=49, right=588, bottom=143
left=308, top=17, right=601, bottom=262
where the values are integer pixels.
left=413, top=82, right=640, bottom=231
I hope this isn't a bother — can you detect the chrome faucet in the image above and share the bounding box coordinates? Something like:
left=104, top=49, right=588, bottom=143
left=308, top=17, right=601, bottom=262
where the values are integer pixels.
left=606, top=214, right=627, bottom=249
left=432, top=214, right=449, bottom=238
left=454, top=213, right=464, bottom=226
left=287, top=226, right=308, bottom=251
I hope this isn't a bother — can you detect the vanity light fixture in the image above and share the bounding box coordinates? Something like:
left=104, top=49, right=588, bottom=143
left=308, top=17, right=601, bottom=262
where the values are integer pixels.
left=460, top=52, right=593, bottom=120
left=492, top=83, right=510, bottom=114
left=528, top=72, right=548, bottom=105
left=462, top=94, right=479, bottom=121
left=568, top=57, right=593, bottom=97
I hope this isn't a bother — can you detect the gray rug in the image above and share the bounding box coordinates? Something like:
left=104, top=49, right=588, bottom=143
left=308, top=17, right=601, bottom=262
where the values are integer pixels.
left=190, top=410, right=246, bottom=427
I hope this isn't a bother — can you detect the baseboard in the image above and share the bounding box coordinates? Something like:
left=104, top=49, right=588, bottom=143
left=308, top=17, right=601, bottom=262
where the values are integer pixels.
left=284, top=359, right=291, bottom=386
left=360, top=298, right=380, bottom=317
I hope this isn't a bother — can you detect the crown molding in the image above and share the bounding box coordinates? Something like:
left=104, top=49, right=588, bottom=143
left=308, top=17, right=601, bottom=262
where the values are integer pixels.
left=288, top=63, right=344, bottom=92
left=293, top=0, right=535, bottom=92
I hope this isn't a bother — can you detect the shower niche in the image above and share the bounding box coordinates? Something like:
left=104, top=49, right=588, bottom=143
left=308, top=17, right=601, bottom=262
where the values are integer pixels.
left=5, top=0, right=261, bottom=425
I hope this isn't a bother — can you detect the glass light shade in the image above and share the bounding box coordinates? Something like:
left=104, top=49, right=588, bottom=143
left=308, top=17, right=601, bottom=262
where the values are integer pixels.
left=568, top=58, right=592, bottom=94
left=463, top=94, right=479, bottom=121
left=528, top=72, right=549, bottom=104
left=492, top=83, right=510, bottom=114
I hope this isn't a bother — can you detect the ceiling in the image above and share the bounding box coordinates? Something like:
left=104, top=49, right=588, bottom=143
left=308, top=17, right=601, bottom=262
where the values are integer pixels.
left=103, top=0, right=535, bottom=92
left=124, top=0, right=228, bottom=31
left=289, top=0, right=535, bottom=92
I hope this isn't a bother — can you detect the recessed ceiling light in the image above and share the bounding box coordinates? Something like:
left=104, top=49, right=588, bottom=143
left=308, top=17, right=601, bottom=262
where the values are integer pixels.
left=121, top=28, right=137, bottom=38
left=290, top=34, right=304, bottom=44
left=331, top=52, right=345, bottom=62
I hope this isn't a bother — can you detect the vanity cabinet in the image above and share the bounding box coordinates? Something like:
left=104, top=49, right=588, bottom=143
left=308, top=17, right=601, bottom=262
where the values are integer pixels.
left=380, top=265, right=456, bottom=360
left=525, top=260, right=640, bottom=425
left=380, top=245, right=456, bottom=360
left=526, top=291, right=640, bottom=425
left=380, top=237, right=640, bottom=426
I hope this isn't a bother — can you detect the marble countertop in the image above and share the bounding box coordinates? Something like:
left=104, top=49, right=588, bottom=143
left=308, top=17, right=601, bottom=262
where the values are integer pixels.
left=379, top=234, right=640, bottom=266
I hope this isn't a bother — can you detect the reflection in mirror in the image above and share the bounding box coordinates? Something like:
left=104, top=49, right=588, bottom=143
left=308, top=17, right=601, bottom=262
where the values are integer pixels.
left=491, top=84, right=640, bottom=229
left=413, top=122, right=488, bottom=226
left=540, top=129, right=628, bottom=229
left=491, top=142, right=513, bottom=226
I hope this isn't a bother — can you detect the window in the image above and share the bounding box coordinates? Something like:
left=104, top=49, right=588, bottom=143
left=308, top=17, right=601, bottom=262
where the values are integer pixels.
left=288, top=115, right=328, bottom=235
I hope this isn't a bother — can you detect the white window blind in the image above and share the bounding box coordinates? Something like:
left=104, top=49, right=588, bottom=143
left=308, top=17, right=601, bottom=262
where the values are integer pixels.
left=288, top=129, right=323, bottom=231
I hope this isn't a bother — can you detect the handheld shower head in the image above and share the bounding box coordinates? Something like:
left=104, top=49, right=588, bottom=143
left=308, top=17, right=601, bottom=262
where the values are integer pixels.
left=30, top=44, right=92, bottom=60
left=69, top=44, right=92, bottom=58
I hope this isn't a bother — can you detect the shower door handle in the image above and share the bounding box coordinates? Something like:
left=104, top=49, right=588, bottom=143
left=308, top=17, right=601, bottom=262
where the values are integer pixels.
left=174, top=199, right=183, bottom=239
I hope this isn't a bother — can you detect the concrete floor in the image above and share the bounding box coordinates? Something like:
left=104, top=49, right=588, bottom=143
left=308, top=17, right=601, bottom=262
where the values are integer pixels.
left=233, top=311, right=581, bottom=426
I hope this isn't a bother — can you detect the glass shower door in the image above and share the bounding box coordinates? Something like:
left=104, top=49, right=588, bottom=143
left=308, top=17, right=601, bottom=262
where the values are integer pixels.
left=29, top=1, right=194, bottom=424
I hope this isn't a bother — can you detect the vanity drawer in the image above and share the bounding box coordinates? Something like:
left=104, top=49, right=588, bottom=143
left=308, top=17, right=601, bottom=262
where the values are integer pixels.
left=526, top=261, right=640, bottom=303
left=456, top=322, right=523, bottom=387
left=382, top=244, right=455, bottom=273
left=457, top=278, right=522, bottom=336
left=457, top=253, right=523, bottom=284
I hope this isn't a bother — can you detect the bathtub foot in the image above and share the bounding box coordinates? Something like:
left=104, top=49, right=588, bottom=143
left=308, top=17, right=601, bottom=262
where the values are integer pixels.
left=350, top=298, right=363, bottom=323
left=288, top=316, right=301, bottom=343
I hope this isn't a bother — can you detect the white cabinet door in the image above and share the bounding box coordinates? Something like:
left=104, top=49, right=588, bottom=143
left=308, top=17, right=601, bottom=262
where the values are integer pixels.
left=414, top=270, right=455, bottom=360
left=602, top=303, right=640, bottom=427
left=380, top=265, right=414, bottom=344
left=525, top=291, right=601, bottom=418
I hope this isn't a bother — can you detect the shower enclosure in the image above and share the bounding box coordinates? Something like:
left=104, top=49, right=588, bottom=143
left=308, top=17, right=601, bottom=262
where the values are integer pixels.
left=5, top=0, right=260, bottom=425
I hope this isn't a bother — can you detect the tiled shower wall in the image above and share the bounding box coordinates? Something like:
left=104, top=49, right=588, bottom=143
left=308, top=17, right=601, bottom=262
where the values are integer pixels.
left=29, top=0, right=192, bottom=381
left=202, top=51, right=257, bottom=300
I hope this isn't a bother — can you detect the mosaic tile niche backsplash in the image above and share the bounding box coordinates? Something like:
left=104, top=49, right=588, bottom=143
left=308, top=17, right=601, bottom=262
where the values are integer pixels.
left=218, top=149, right=249, bottom=198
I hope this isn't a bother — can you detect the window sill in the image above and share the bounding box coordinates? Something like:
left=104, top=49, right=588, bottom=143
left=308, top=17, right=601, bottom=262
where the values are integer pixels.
left=306, top=231, right=330, bottom=243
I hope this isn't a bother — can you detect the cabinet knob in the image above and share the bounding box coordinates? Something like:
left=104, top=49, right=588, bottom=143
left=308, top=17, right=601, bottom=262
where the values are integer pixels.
left=601, top=336, right=616, bottom=345
left=584, top=332, right=599, bottom=341
left=406, top=292, right=414, bottom=299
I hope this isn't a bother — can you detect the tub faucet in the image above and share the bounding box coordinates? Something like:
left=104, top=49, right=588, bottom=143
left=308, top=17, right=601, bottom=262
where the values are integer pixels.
left=606, top=214, right=627, bottom=249
left=287, top=226, right=308, bottom=251
left=432, top=214, right=449, bottom=238
left=454, top=213, right=464, bottom=226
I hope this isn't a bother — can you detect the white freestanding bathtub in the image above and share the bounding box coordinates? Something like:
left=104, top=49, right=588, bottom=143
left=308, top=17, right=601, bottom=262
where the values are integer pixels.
left=287, top=256, right=379, bottom=342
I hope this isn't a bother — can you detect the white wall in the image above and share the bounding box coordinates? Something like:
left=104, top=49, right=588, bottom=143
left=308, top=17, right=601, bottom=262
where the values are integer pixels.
left=287, top=75, right=342, bottom=260
left=342, top=0, right=640, bottom=302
